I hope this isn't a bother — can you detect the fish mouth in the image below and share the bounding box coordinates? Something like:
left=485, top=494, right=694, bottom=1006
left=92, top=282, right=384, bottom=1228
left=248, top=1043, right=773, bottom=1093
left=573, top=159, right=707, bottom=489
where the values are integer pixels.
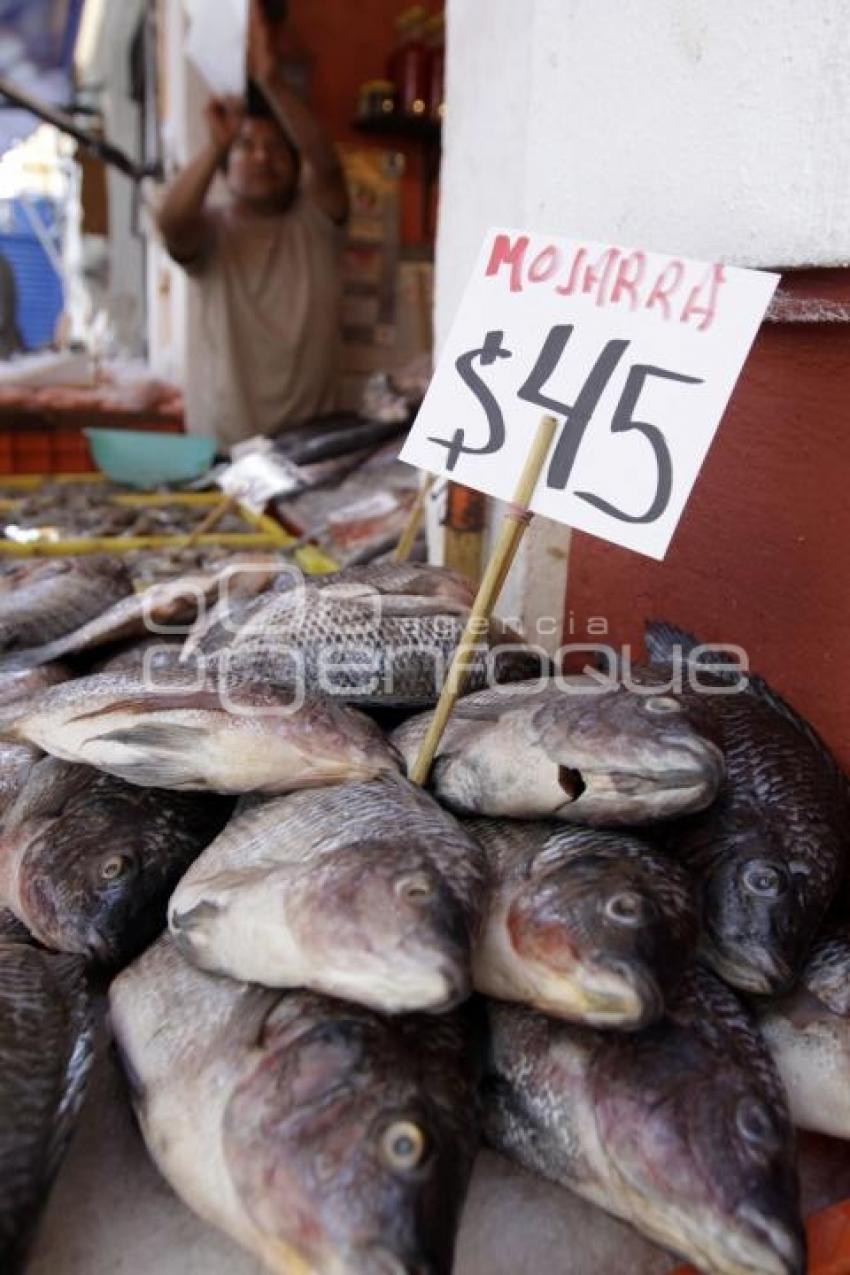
left=701, top=940, right=794, bottom=996
left=85, top=926, right=117, bottom=965
left=729, top=1204, right=806, bottom=1275
left=521, top=953, right=664, bottom=1028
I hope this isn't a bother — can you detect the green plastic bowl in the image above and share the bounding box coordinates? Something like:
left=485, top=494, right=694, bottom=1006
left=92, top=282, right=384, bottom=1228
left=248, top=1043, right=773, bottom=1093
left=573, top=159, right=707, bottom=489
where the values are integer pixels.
left=84, top=429, right=217, bottom=489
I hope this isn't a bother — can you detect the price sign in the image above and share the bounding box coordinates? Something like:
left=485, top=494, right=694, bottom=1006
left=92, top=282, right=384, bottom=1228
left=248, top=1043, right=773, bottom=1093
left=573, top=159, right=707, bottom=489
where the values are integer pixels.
left=400, top=228, right=778, bottom=559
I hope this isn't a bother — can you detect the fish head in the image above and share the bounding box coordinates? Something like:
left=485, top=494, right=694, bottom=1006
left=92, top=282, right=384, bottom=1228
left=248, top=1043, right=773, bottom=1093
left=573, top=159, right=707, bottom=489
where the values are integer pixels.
left=223, top=999, right=477, bottom=1275
left=16, top=783, right=219, bottom=965
left=236, top=688, right=402, bottom=783
left=592, top=1031, right=805, bottom=1275
left=507, top=842, right=696, bottom=1026
left=171, top=840, right=474, bottom=1013
left=17, top=809, right=148, bottom=964
left=539, top=688, right=725, bottom=824
left=698, top=833, right=810, bottom=994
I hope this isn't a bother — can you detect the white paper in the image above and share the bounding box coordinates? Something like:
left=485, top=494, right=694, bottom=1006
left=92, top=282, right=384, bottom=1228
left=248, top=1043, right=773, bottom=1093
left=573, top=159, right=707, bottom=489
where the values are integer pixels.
left=217, top=451, right=306, bottom=514
left=184, top=0, right=248, bottom=98
left=400, top=227, right=778, bottom=561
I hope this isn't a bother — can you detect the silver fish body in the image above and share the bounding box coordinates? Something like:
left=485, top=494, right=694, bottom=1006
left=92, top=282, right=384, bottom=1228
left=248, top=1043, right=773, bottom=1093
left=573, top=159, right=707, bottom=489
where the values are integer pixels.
left=192, top=564, right=540, bottom=708
left=3, top=672, right=400, bottom=794
left=468, top=819, right=698, bottom=1028
left=483, top=966, right=805, bottom=1275
left=392, top=678, right=725, bottom=825
left=0, top=557, right=131, bottom=653
left=169, top=776, right=485, bottom=1013
left=0, top=939, right=93, bottom=1272
left=758, top=923, right=850, bottom=1138
left=110, top=936, right=479, bottom=1275
left=9, top=557, right=281, bottom=669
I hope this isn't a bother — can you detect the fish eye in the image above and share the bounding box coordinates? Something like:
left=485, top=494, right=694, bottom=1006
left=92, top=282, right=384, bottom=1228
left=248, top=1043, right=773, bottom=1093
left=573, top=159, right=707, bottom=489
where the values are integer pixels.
left=604, top=892, right=652, bottom=926
left=396, top=874, right=433, bottom=903
left=644, top=695, right=682, bottom=714
left=741, top=860, right=787, bottom=898
left=380, top=1121, right=427, bottom=1172
left=99, top=854, right=131, bottom=883
left=736, top=1097, right=778, bottom=1149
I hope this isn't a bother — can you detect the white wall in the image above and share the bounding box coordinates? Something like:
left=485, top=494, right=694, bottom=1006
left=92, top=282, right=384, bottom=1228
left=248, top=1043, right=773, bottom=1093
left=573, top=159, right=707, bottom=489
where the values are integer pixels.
left=437, top=0, right=850, bottom=348
left=434, top=0, right=850, bottom=632
left=88, top=0, right=148, bottom=355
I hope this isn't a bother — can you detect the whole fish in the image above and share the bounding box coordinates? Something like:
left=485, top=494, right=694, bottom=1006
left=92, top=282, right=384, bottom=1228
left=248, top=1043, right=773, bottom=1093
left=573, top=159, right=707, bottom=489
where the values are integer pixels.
left=195, top=568, right=537, bottom=708
left=170, top=776, right=484, bottom=1013
left=182, top=560, right=475, bottom=664
left=1, top=672, right=400, bottom=794
left=468, top=819, right=698, bottom=1028
left=110, top=936, right=480, bottom=1275
left=0, top=756, right=232, bottom=965
left=483, top=966, right=805, bottom=1275
left=644, top=623, right=850, bottom=994
left=757, top=923, right=850, bottom=1138
left=392, top=678, right=725, bottom=825
left=0, top=938, right=93, bottom=1272
left=274, top=411, right=407, bottom=464
left=7, top=556, right=280, bottom=669
left=0, top=557, right=131, bottom=652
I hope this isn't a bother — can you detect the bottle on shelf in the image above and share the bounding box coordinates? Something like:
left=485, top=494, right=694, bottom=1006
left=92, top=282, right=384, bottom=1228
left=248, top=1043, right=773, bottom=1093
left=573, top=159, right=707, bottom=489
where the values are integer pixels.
left=387, top=5, right=430, bottom=118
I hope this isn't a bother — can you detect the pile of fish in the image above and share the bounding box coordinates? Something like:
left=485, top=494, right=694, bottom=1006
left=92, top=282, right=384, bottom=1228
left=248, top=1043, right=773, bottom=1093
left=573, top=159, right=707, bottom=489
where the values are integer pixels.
left=0, top=549, right=848, bottom=1275
left=0, top=483, right=250, bottom=543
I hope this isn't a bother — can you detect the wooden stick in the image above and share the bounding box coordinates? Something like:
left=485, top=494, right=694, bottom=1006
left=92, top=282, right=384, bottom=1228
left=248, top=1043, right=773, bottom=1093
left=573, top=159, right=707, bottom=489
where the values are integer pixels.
left=410, top=414, right=558, bottom=786
left=393, top=474, right=437, bottom=563
left=181, top=493, right=241, bottom=549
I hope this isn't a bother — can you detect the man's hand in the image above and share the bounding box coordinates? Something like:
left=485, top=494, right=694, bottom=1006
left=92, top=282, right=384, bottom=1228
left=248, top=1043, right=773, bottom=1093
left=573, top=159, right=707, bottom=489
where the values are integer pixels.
left=247, top=0, right=280, bottom=87
left=205, top=96, right=245, bottom=158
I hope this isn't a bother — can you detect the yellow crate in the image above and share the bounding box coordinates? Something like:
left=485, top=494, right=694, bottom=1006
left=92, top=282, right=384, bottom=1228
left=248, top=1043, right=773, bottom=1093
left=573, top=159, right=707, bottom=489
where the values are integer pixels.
left=0, top=474, right=339, bottom=575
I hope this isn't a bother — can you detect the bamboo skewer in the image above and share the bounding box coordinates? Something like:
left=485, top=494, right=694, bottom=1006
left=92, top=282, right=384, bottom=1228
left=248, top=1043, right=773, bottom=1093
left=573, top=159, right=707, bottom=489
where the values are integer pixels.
left=410, top=414, right=558, bottom=786
left=181, top=493, right=241, bottom=549
left=393, top=474, right=438, bottom=563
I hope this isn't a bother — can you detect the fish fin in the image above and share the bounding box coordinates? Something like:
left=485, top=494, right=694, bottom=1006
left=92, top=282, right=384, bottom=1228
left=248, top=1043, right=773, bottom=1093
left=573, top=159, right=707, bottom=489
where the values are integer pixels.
left=93, top=723, right=208, bottom=788
left=644, top=620, right=707, bottom=666
left=43, top=953, right=95, bottom=1186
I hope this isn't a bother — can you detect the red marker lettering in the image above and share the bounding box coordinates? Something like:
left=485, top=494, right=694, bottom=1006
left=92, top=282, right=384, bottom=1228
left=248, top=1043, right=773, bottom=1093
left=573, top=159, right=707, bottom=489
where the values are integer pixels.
left=528, top=244, right=561, bottom=283
left=556, top=247, right=587, bottom=296
left=610, top=251, right=646, bottom=310
left=485, top=233, right=530, bottom=293
left=680, top=263, right=726, bottom=331
left=645, top=260, right=685, bottom=320
left=581, top=248, right=621, bottom=306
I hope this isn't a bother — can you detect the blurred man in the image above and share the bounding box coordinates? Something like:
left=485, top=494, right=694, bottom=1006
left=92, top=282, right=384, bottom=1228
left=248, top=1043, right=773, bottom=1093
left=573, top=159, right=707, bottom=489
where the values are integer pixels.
left=0, top=251, right=23, bottom=359
left=157, top=0, right=349, bottom=446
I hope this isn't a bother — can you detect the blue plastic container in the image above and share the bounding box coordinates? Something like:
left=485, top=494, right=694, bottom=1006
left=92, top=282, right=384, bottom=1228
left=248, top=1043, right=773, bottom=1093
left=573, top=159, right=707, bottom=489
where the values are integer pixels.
left=84, top=429, right=217, bottom=489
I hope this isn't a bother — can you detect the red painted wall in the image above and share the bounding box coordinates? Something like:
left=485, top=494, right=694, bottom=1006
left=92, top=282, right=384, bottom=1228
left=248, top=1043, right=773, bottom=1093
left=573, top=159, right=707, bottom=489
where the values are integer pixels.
left=565, top=289, right=850, bottom=770
left=285, top=0, right=441, bottom=246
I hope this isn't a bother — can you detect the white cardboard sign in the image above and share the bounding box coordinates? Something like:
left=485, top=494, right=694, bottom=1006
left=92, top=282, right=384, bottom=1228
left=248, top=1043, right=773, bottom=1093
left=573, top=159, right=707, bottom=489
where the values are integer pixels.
left=184, top=0, right=248, bottom=98
left=400, top=227, right=778, bottom=560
